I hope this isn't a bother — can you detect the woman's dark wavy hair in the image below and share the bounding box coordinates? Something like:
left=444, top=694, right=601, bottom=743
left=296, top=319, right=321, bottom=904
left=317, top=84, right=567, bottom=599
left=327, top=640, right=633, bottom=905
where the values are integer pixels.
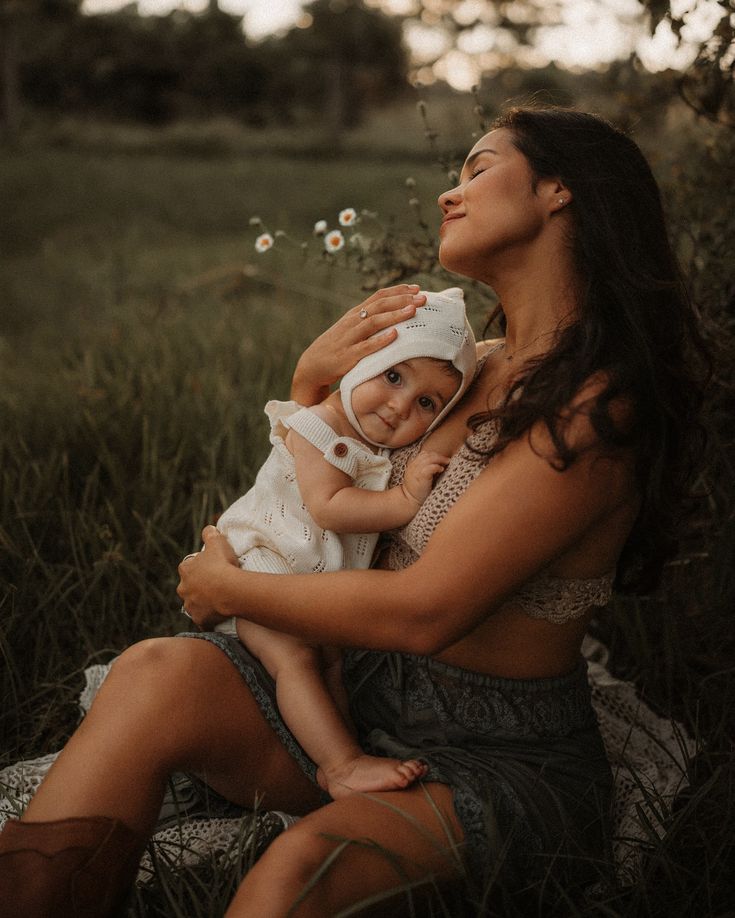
left=470, top=107, right=710, bottom=593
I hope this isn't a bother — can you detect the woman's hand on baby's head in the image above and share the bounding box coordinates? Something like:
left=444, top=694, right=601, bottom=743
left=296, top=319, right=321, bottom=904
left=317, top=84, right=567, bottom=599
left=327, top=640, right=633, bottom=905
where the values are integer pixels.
left=402, top=450, right=451, bottom=506
left=351, top=285, right=427, bottom=336
left=292, top=285, right=427, bottom=405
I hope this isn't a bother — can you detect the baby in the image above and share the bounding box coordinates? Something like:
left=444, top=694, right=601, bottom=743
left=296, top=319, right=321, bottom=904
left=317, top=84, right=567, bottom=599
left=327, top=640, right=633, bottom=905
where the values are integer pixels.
left=211, top=288, right=476, bottom=798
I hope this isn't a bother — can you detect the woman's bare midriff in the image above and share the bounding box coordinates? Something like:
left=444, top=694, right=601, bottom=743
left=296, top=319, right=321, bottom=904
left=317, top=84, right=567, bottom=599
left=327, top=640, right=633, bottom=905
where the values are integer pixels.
left=421, top=494, right=636, bottom=678
left=373, top=533, right=600, bottom=678
left=433, top=605, right=595, bottom=678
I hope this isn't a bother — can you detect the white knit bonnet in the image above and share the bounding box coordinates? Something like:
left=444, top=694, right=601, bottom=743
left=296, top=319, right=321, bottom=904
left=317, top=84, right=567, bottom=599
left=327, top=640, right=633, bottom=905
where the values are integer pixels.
left=340, top=287, right=476, bottom=446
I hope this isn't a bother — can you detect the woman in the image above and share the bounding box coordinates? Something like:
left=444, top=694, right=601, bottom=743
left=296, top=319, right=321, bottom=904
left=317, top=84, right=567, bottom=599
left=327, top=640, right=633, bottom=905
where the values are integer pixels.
left=0, top=108, right=706, bottom=916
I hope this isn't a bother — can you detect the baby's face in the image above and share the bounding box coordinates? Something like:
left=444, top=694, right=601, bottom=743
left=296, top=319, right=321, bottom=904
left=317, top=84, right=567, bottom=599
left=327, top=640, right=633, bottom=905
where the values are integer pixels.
left=350, top=358, right=459, bottom=448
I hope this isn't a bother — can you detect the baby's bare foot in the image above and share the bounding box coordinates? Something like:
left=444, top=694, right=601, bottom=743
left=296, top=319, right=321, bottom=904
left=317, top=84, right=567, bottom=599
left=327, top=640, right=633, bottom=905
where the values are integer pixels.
left=317, top=755, right=428, bottom=799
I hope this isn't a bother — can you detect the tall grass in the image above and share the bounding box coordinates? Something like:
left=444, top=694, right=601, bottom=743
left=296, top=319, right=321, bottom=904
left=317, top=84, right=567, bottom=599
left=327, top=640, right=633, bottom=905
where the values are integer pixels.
left=1, top=111, right=733, bottom=915
left=0, top=302, right=262, bottom=745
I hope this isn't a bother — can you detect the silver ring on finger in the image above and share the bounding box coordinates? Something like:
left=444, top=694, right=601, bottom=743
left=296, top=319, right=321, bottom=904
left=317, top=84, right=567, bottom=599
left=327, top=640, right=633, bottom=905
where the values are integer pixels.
left=182, top=552, right=199, bottom=562
left=359, top=308, right=369, bottom=319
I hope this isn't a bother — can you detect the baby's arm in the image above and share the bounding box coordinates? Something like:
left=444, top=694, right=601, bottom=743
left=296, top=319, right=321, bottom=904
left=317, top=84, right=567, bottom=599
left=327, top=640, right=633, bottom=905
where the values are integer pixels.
left=289, top=431, right=448, bottom=533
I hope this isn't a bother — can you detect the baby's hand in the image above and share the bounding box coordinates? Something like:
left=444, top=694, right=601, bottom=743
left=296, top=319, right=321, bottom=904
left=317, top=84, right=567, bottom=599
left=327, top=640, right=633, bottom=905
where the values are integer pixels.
left=401, top=450, right=450, bottom=506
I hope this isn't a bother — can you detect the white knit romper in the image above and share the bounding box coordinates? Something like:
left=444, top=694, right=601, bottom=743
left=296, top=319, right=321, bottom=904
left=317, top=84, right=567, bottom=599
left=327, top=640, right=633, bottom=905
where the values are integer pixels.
left=214, top=399, right=392, bottom=636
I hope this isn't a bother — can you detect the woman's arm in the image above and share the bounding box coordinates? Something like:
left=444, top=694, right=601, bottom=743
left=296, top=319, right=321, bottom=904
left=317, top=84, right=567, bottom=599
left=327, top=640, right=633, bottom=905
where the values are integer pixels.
left=291, top=285, right=426, bottom=406
left=178, top=409, right=636, bottom=653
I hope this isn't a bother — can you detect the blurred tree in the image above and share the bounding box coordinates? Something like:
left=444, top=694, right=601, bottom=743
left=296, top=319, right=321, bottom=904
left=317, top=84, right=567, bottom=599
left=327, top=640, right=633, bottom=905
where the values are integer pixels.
left=1, top=0, right=82, bottom=141
left=176, top=6, right=271, bottom=117
left=373, top=0, right=566, bottom=77
left=635, top=0, right=735, bottom=125
left=17, top=4, right=267, bottom=123
left=8, top=0, right=408, bottom=129
left=0, top=1, right=23, bottom=141
left=260, top=0, right=408, bottom=144
left=399, top=0, right=733, bottom=126
left=381, top=0, right=561, bottom=45
left=22, top=8, right=177, bottom=122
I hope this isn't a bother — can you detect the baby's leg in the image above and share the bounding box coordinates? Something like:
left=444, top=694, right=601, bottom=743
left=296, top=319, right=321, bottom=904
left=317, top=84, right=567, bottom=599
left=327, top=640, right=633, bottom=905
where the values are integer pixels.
left=213, top=543, right=296, bottom=637
left=236, top=619, right=427, bottom=800
left=321, top=644, right=354, bottom=731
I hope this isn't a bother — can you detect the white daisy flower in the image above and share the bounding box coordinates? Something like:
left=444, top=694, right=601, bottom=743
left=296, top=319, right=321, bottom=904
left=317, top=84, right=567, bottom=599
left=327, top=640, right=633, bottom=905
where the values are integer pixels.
left=255, top=233, right=274, bottom=253
left=313, top=220, right=328, bottom=235
left=338, top=208, right=357, bottom=227
left=324, top=230, right=345, bottom=253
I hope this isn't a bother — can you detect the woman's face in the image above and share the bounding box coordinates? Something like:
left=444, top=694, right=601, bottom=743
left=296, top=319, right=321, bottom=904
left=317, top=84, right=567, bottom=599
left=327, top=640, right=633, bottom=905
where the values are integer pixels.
left=437, top=128, right=549, bottom=282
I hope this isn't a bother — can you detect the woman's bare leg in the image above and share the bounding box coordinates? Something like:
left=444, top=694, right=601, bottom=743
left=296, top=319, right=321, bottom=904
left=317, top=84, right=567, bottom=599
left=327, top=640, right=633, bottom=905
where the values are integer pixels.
left=235, top=619, right=427, bottom=799
left=226, top=782, right=465, bottom=917
left=22, top=637, right=323, bottom=835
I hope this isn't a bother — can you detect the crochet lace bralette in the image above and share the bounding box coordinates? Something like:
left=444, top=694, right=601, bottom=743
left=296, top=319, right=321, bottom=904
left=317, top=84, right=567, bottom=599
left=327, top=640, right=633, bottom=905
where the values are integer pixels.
left=385, top=353, right=614, bottom=624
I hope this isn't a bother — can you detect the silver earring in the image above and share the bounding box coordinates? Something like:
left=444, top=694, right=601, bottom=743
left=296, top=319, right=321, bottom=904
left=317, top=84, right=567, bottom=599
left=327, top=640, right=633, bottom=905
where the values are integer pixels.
left=558, top=198, right=565, bottom=205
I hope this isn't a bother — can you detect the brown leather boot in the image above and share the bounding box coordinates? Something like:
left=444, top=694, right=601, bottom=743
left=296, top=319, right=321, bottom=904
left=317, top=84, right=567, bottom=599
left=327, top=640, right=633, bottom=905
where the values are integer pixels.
left=0, top=816, right=144, bottom=918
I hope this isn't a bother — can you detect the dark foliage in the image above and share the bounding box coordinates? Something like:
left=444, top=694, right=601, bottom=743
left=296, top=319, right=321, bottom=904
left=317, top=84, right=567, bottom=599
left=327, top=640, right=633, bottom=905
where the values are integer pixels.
left=8, top=0, right=408, bottom=126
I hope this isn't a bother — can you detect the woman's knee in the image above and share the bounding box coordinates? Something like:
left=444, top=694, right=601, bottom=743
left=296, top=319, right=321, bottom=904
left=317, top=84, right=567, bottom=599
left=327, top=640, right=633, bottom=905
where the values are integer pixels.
left=97, top=636, right=216, bottom=710
left=247, top=822, right=340, bottom=909
left=247, top=820, right=443, bottom=917
left=85, top=637, right=244, bottom=765
left=267, top=821, right=335, bottom=873
left=255, top=812, right=421, bottom=888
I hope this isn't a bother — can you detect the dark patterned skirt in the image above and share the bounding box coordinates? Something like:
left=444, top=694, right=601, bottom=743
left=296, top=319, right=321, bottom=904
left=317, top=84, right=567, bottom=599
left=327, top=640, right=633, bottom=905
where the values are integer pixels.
left=181, top=632, right=612, bottom=894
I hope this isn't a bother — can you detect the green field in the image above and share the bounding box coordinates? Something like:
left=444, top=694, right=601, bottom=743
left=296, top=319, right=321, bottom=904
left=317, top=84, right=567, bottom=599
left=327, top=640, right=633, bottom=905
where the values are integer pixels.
left=1, top=107, right=733, bottom=915
left=0, top=131, right=468, bottom=735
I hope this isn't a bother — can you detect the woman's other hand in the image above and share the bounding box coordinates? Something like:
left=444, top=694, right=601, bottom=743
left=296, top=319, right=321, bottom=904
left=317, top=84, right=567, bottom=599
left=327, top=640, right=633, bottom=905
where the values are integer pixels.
left=291, top=284, right=427, bottom=406
left=177, top=527, right=239, bottom=630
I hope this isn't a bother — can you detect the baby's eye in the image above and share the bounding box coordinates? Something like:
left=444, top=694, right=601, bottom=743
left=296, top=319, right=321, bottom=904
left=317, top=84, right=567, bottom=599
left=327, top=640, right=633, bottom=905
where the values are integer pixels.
left=418, top=395, right=436, bottom=412
left=384, top=369, right=401, bottom=384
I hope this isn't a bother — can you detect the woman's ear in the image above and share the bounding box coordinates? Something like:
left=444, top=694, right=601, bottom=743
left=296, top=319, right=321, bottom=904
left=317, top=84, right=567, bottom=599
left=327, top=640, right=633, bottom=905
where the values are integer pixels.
left=540, top=178, right=573, bottom=214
